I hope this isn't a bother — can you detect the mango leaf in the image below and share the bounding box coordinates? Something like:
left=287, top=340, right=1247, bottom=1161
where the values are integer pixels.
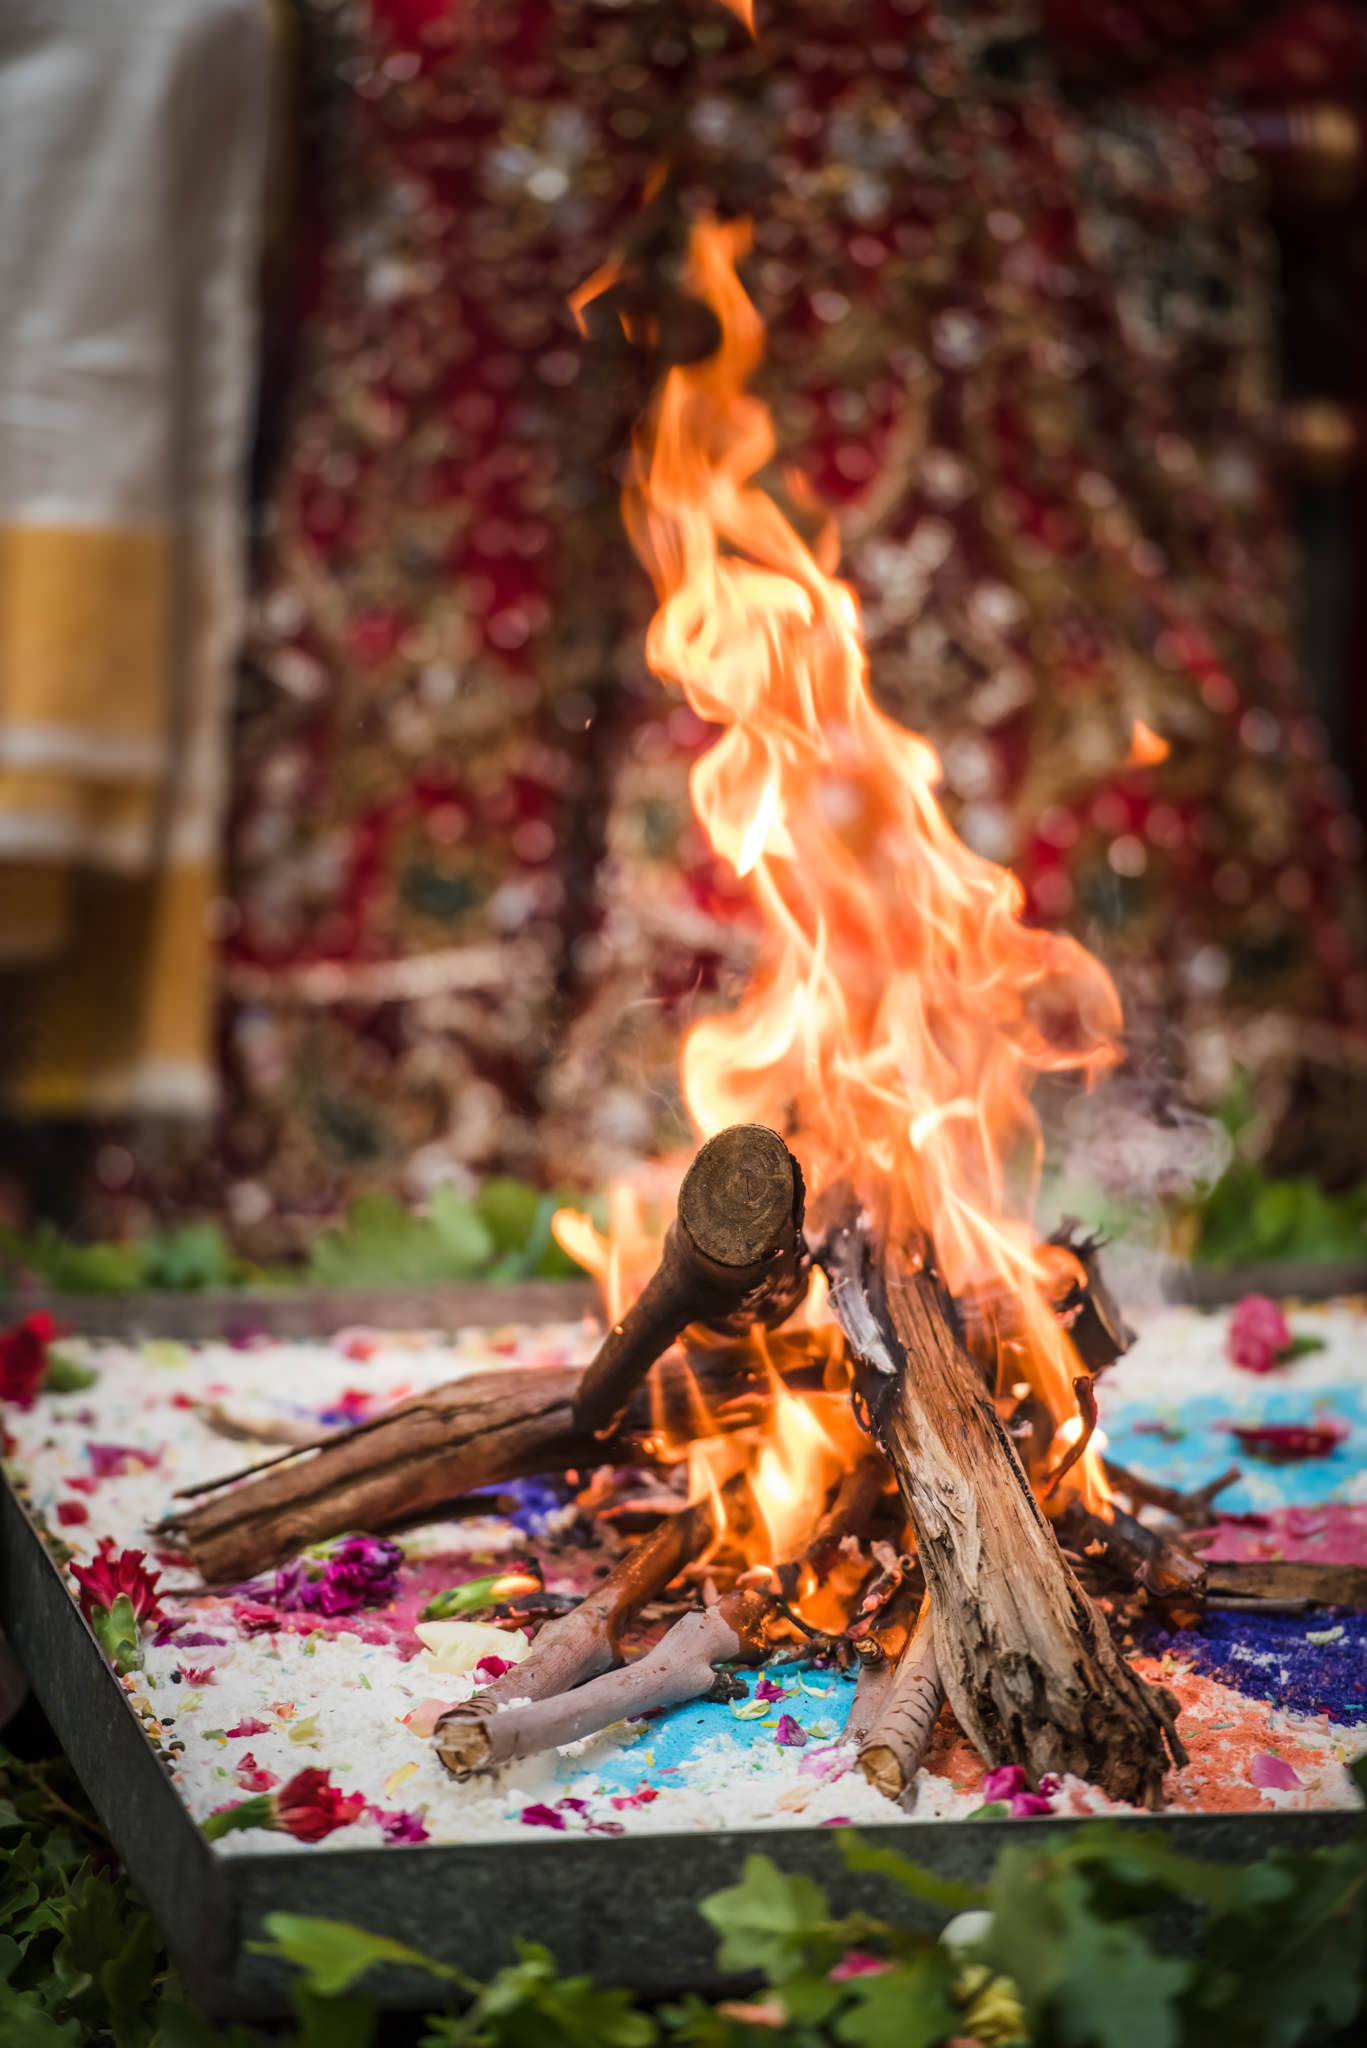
left=250, top=1913, right=462, bottom=1998
left=839, top=1830, right=984, bottom=1912
left=699, top=1854, right=830, bottom=1982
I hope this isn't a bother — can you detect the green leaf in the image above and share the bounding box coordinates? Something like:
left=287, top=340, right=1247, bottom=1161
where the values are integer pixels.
left=201, top=1796, right=273, bottom=1843
left=420, top=1574, right=512, bottom=1621
left=699, top=1854, right=830, bottom=1983
left=0, top=1979, right=83, bottom=2046
left=307, top=1191, right=494, bottom=1289
left=290, top=1984, right=378, bottom=2048
left=99, top=1912, right=161, bottom=2048
left=151, top=1997, right=256, bottom=2048
left=834, top=1950, right=961, bottom=2048
left=838, top=1832, right=984, bottom=1913
left=1279, top=1334, right=1326, bottom=1361
left=141, top=1224, right=247, bottom=1293
left=40, top=1354, right=98, bottom=1396
left=89, top=1596, right=144, bottom=1676
left=250, top=1913, right=460, bottom=1998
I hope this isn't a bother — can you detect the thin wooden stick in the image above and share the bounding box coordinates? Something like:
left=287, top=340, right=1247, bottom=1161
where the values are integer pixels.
left=1042, top=1376, right=1098, bottom=1499
left=435, top=1587, right=782, bottom=1776
left=433, top=1486, right=741, bottom=1771
left=857, top=1597, right=946, bottom=1803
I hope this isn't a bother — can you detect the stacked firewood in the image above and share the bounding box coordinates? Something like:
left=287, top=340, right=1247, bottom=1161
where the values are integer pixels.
left=163, top=1124, right=1366, bottom=1810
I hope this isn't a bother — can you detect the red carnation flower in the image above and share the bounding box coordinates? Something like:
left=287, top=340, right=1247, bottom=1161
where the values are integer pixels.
left=0, top=1312, right=56, bottom=1408
left=274, top=1767, right=367, bottom=1842
left=70, top=1538, right=164, bottom=1627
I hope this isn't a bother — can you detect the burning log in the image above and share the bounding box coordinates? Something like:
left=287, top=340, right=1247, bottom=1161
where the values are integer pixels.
left=434, top=1487, right=734, bottom=1772
left=820, top=1210, right=1186, bottom=1807
left=436, top=1586, right=784, bottom=1776
left=857, top=1596, right=946, bottom=1805
left=163, top=1335, right=824, bottom=1584
left=572, top=1122, right=808, bottom=1439
left=1056, top=1500, right=1207, bottom=1614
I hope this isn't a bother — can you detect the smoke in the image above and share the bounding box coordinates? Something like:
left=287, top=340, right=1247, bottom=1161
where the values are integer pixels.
left=1036, top=1069, right=1233, bottom=1311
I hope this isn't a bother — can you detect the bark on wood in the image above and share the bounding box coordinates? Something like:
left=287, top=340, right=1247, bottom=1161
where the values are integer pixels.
left=857, top=1597, right=946, bottom=1804
left=572, top=1124, right=809, bottom=1439
left=819, top=1210, right=1186, bottom=1807
left=1057, top=1501, right=1207, bottom=1610
left=165, top=1336, right=824, bottom=1584
left=434, top=1491, right=726, bottom=1772
left=436, top=1587, right=780, bottom=1775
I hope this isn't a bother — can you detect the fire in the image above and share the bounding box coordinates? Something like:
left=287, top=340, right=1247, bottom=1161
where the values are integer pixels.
left=1127, top=719, right=1170, bottom=768
left=615, top=218, right=1120, bottom=1512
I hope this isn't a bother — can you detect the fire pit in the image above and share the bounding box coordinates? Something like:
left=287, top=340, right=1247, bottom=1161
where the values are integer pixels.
left=4, top=215, right=1364, bottom=2018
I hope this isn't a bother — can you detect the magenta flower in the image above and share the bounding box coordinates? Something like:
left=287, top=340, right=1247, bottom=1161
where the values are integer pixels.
left=268, top=1535, right=403, bottom=1617
left=1010, top=1791, right=1055, bottom=1816
left=754, top=1677, right=787, bottom=1702
left=1226, top=1418, right=1348, bottom=1463
left=87, top=1443, right=161, bottom=1479
left=376, top=1806, right=431, bottom=1843
left=981, top=1764, right=1027, bottom=1803
left=520, top=1803, right=567, bottom=1830
left=774, top=1713, right=807, bottom=1747
left=829, top=1952, right=891, bottom=1983
left=1227, top=1295, right=1292, bottom=1373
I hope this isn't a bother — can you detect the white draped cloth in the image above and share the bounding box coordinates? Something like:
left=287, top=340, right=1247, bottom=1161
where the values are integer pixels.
left=0, top=0, right=270, bottom=1115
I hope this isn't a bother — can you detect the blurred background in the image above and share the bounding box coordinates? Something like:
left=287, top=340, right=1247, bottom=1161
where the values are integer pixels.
left=5, top=0, right=1367, bottom=1286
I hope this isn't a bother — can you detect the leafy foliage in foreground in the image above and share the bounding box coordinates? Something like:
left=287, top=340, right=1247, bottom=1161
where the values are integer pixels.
left=0, top=1179, right=598, bottom=1297
left=3, top=1737, right=1365, bottom=2047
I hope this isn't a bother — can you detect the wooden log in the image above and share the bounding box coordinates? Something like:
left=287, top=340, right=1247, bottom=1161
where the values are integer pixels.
left=433, top=1489, right=730, bottom=1773
left=1057, top=1501, right=1206, bottom=1613
left=843, top=1577, right=921, bottom=1749
left=857, top=1597, right=946, bottom=1804
left=819, top=1209, right=1186, bottom=1807
left=571, top=1124, right=808, bottom=1438
left=436, top=1587, right=782, bottom=1776
left=1204, top=1560, right=1367, bottom=1610
left=1103, top=1459, right=1241, bottom=1530
left=164, top=1334, right=824, bottom=1585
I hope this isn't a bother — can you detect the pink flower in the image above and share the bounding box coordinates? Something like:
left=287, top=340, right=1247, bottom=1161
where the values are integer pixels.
left=1010, top=1791, right=1055, bottom=1817
left=829, top=1953, right=891, bottom=1983
left=234, top=1603, right=283, bottom=1635
left=180, top=1666, right=216, bottom=1686
left=70, top=1540, right=164, bottom=1627
left=754, top=1677, right=786, bottom=1702
left=225, top=1717, right=271, bottom=1738
left=774, top=1713, right=807, bottom=1747
left=236, top=1753, right=280, bottom=1793
left=475, top=1654, right=516, bottom=1682
left=981, top=1764, right=1027, bottom=1803
left=375, top=1806, right=430, bottom=1843
left=520, top=1803, right=567, bottom=1830
left=1227, top=1295, right=1292, bottom=1374
left=1250, top=1751, right=1301, bottom=1792
left=610, top=1782, right=659, bottom=1810
left=1226, top=1419, right=1348, bottom=1463
left=56, top=1500, right=89, bottom=1526
left=0, top=1312, right=56, bottom=1407
left=87, top=1443, right=161, bottom=1479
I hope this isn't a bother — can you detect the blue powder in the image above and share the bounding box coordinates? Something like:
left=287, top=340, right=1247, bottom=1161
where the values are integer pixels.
left=1100, top=1386, right=1365, bottom=1515
left=552, top=1666, right=860, bottom=1793
left=1141, top=1607, right=1367, bottom=1723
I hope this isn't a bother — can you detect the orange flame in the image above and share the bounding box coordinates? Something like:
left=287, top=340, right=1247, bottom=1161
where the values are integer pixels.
left=620, top=219, right=1119, bottom=1512
left=1127, top=719, right=1170, bottom=768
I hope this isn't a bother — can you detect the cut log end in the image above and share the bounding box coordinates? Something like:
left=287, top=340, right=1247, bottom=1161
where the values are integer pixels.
left=677, top=1123, right=802, bottom=1268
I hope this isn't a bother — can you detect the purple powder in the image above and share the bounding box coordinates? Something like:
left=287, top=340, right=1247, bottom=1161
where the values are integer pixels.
left=1141, top=1608, right=1367, bottom=1723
